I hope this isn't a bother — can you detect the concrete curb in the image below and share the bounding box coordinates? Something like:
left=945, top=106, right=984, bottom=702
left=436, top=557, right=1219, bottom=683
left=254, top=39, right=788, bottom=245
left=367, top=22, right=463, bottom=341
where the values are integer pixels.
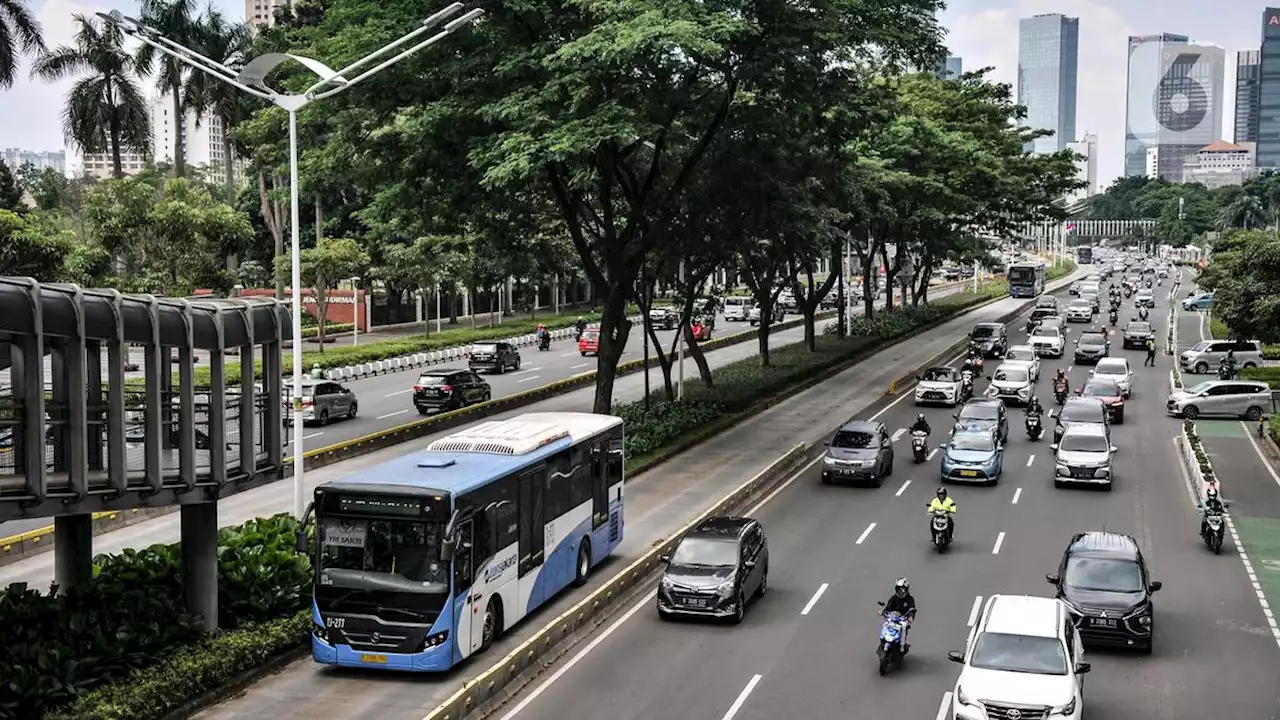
left=0, top=507, right=173, bottom=568
left=423, top=444, right=811, bottom=720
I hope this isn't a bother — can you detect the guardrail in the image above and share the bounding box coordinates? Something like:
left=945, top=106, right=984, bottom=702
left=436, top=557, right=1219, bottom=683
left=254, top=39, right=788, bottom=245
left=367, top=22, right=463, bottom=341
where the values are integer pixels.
left=424, top=443, right=811, bottom=720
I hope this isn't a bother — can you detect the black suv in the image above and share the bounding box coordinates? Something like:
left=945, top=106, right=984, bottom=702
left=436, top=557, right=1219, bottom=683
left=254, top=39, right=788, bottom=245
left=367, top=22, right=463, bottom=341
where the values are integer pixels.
left=1025, top=307, right=1057, bottom=333
left=969, top=323, right=1008, bottom=358
left=821, top=420, right=895, bottom=486
left=413, top=369, right=492, bottom=414
left=656, top=516, right=769, bottom=624
left=1121, top=320, right=1154, bottom=349
left=1046, top=531, right=1162, bottom=653
left=468, top=341, right=521, bottom=374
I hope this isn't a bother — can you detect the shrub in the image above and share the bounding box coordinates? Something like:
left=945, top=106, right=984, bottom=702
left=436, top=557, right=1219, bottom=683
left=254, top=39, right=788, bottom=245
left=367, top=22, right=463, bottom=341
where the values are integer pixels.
left=1241, top=366, right=1280, bottom=388
left=1208, top=315, right=1229, bottom=341
left=1046, top=260, right=1078, bottom=282
left=1264, top=345, right=1280, bottom=360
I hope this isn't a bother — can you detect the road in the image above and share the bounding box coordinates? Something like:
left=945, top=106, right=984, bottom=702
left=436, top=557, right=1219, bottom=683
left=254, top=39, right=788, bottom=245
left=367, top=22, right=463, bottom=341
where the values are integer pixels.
left=485, top=267, right=1280, bottom=720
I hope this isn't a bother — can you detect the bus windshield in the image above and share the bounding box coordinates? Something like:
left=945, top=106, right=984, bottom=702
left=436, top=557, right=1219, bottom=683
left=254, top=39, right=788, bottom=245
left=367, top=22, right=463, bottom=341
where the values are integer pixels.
left=319, top=517, right=451, bottom=595
left=1008, top=265, right=1037, bottom=283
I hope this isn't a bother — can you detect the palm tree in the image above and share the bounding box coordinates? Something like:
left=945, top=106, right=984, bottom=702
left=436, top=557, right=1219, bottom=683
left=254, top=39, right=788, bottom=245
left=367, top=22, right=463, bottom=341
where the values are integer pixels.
left=186, top=9, right=252, bottom=203
left=0, top=0, right=44, bottom=88
left=30, top=15, right=151, bottom=178
left=1219, top=194, right=1266, bottom=231
left=137, top=0, right=198, bottom=178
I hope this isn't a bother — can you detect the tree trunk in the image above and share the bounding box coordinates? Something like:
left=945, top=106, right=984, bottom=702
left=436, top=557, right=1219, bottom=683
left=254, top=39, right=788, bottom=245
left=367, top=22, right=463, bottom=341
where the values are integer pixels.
left=591, top=282, right=634, bottom=413
left=634, top=281, right=676, bottom=399
left=315, top=281, right=328, bottom=351
left=171, top=88, right=186, bottom=178
left=260, top=172, right=285, bottom=299
left=756, top=298, right=773, bottom=367
left=107, top=79, right=124, bottom=179
left=314, top=194, right=324, bottom=243
left=469, top=288, right=477, bottom=330
left=449, top=290, right=459, bottom=324
left=682, top=322, right=714, bottom=387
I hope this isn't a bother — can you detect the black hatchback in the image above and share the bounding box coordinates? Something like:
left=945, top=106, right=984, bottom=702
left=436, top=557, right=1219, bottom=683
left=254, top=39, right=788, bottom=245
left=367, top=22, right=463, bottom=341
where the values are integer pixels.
left=1046, top=531, right=1162, bottom=654
left=656, top=516, right=769, bottom=624
left=413, top=369, right=491, bottom=413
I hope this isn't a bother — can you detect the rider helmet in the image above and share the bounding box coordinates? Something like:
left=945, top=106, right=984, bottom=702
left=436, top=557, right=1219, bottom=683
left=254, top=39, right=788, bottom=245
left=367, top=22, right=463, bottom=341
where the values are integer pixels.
left=894, top=578, right=910, bottom=598
left=935, top=488, right=948, bottom=501
left=917, top=413, right=925, bottom=423
left=1206, top=487, right=1219, bottom=501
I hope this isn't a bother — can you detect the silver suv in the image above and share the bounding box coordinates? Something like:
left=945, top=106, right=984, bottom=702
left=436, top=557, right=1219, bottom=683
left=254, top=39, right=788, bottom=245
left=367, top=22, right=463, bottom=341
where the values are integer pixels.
left=289, top=379, right=358, bottom=426
left=1052, top=424, right=1117, bottom=489
left=1179, top=339, right=1262, bottom=374
left=1166, top=379, right=1272, bottom=420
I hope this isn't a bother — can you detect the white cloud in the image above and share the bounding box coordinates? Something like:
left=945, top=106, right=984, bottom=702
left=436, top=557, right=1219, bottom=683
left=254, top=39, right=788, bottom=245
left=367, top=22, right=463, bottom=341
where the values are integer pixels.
left=945, top=0, right=1136, bottom=190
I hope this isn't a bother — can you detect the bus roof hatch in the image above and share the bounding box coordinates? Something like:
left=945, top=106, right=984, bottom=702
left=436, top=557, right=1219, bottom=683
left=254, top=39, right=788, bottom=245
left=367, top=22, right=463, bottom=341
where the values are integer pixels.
left=427, top=418, right=569, bottom=455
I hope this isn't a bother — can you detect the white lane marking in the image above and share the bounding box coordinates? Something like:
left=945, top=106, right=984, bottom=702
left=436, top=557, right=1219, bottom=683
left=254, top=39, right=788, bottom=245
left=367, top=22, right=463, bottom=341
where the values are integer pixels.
left=571, top=363, right=590, bottom=369
left=494, top=595, right=650, bottom=720
left=1067, top=365, right=1073, bottom=373
left=1241, top=422, right=1280, bottom=490
left=560, top=351, right=577, bottom=357
left=745, top=453, right=824, bottom=515
left=1026, top=454, right=1035, bottom=467
left=927, top=448, right=938, bottom=460
left=891, top=428, right=906, bottom=442
left=285, top=432, right=324, bottom=445
left=513, top=366, right=543, bottom=374
left=800, top=583, right=829, bottom=616
left=855, top=523, right=876, bottom=545
left=1233, top=424, right=1280, bottom=645
left=1012, top=488, right=1022, bottom=505
left=966, top=595, right=983, bottom=627
left=721, top=674, right=764, bottom=720
left=992, top=531, right=1006, bottom=555
left=384, top=388, right=413, bottom=397
left=894, top=480, right=911, bottom=497
left=935, top=692, right=953, bottom=720
left=517, top=375, right=542, bottom=383
left=376, top=410, right=409, bottom=420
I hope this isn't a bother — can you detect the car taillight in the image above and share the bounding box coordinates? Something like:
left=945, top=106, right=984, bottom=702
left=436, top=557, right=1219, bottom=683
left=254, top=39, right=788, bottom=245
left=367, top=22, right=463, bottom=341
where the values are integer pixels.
left=302, top=399, right=314, bottom=407
left=440, top=385, right=453, bottom=393
left=413, top=385, right=424, bottom=392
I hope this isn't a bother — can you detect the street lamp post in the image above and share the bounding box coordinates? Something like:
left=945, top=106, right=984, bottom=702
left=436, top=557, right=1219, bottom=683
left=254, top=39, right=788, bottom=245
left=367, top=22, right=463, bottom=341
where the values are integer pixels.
left=350, top=277, right=361, bottom=347
left=100, top=4, right=484, bottom=518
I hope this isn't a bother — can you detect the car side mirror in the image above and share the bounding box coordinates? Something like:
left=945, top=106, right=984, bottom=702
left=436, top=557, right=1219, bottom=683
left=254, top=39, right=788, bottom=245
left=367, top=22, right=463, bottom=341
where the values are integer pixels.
left=1110, top=446, right=1118, bottom=453
left=1046, top=573, right=1060, bottom=584
left=1149, top=581, right=1162, bottom=592
left=948, top=650, right=965, bottom=664
left=659, top=554, right=671, bottom=564
left=823, top=441, right=830, bottom=447
left=952, top=413, right=959, bottom=419
left=1049, top=443, right=1058, bottom=451
left=1076, top=662, right=1092, bottom=674
left=744, top=560, right=756, bottom=569
left=1048, top=410, right=1057, bottom=418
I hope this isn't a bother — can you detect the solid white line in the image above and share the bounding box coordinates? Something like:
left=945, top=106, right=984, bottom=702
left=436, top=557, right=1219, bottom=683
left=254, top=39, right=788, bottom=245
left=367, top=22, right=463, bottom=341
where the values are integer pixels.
left=721, top=674, right=763, bottom=720
left=800, top=583, right=829, bottom=616
left=517, top=375, right=542, bottom=383
left=1012, top=488, right=1022, bottom=505
left=894, top=480, right=911, bottom=497
left=571, top=363, right=590, bottom=369
left=384, top=388, right=413, bottom=397
left=744, top=454, right=823, bottom=515
left=966, top=595, right=983, bottom=627
left=891, top=428, right=906, bottom=442
left=1026, top=454, right=1035, bottom=467
left=935, top=692, right=954, bottom=720
left=513, top=366, right=543, bottom=374
left=376, top=410, right=409, bottom=420
left=286, top=432, right=324, bottom=445
left=927, top=448, right=939, bottom=461
left=1240, top=422, right=1280, bottom=490
left=992, top=531, right=1006, bottom=555
left=560, top=351, right=577, bottom=357
left=856, top=523, right=876, bottom=545
left=494, top=595, right=650, bottom=720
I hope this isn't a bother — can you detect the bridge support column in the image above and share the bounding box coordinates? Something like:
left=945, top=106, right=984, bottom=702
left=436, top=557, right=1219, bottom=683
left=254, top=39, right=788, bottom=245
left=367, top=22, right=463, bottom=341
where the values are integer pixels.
left=53, top=513, right=93, bottom=593
left=181, top=501, right=219, bottom=631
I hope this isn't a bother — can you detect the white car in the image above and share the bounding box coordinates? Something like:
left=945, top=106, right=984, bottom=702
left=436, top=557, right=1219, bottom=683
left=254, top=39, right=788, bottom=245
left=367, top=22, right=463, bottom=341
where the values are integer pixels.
left=914, top=366, right=963, bottom=406
left=1065, top=301, right=1093, bottom=323
left=1134, top=288, right=1155, bottom=308
left=1030, top=327, right=1066, bottom=357
left=950, top=594, right=1086, bottom=720
left=1002, top=345, right=1041, bottom=381
left=986, top=363, right=1034, bottom=406
left=1090, top=357, right=1133, bottom=397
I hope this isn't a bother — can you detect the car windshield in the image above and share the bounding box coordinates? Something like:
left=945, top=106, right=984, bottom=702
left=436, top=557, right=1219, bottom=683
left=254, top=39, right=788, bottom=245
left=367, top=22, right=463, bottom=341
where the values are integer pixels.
left=951, top=434, right=994, bottom=452
left=1065, top=556, right=1144, bottom=593
left=417, top=375, right=450, bottom=385
left=1070, top=300, right=1089, bottom=308
left=670, top=537, right=738, bottom=567
left=1007, top=348, right=1034, bottom=361
left=582, top=331, right=599, bottom=341
left=969, top=632, right=1068, bottom=676
left=923, top=368, right=956, bottom=382
left=319, top=517, right=449, bottom=593
left=1083, top=381, right=1119, bottom=398
left=960, top=404, right=999, bottom=421
left=471, top=343, right=499, bottom=353
left=994, top=368, right=1028, bottom=383
left=1125, top=322, right=1152, bottom=334
left=1059, top=432, right=1109, bottom=453
left=1080, top=334, right=1106, bottom=345
left=1095, top=360, right=1127, bottom=375
left=1060, top=403, right=1103, bottom=423
left=832, top=430, right=874, bottom=449
left=1031, top=329, right=1059, bottom=340
left=971, top=326, right=997, bottom=339
left=1191, top=341, right=1212, bottom=351
left=1185, top=381, right=1216, bottom=395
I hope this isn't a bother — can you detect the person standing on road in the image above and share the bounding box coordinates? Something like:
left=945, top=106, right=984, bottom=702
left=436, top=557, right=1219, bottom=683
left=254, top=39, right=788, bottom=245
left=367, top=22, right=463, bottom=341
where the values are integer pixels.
left=1144, top=337, right=1157, bottom=366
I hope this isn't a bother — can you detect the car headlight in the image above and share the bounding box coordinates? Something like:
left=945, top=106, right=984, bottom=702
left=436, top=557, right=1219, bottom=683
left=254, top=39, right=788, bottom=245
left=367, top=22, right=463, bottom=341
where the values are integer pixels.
left=985, top=386, right=998, bottom=397
left=661, top=576, right=675, bottom=590
left=717, top=580, right=735, bottom=597
left=1051, top=697, right=1077, bottom=715
left=1094, top=467, right=1110, bottom=478
left=824, top=456, right=838, bottom=466
left=1056, top=464, right=1070, bottom=476
left=1018, top=386, right=1031, bottom=397
left=955, top=685, right=976, bottom=707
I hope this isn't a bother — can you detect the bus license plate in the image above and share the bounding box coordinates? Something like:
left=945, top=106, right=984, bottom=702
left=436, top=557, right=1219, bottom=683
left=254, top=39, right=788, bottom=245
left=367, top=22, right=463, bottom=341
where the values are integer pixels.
left=1090, top=618, right=1115, bottom=628
left=361, top=653, right=388, bottom=664
left=960, top=470, right=978, bottom=477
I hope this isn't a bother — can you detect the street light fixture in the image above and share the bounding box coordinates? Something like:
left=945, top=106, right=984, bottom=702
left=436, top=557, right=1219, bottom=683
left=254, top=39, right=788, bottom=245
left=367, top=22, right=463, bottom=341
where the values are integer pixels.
left=98, top=5, right=484, bottom=518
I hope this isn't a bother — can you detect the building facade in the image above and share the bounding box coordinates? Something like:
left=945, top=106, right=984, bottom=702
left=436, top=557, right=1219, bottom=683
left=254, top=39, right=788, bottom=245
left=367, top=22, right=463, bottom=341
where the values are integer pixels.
left=151, top=93, right=244, bottom=186
left=1, top=149, right=66, bottom=174
left=245, top=0, right=287, bottom=27
left=1065, top=134, right=1098, bottom=203
left=945, top=57, right=963, bottom=76
left=80, top=152, right=147, bottom=179
left=1257, top=8, right=1280, bottom=168
left=1124, top=35, right=1225, bottom=180
left=1181, top=140, right=1257, bottom=188
left=1018, top=14, right=1079, bottom=154
left=1236, top=50, right=1261, bottom=144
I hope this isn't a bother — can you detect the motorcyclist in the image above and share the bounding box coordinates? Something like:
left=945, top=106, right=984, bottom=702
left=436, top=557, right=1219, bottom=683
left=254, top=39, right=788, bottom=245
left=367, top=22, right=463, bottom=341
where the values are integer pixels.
left=881, top=578, right=918, bottom=651
left=574, top=316, right=587, bottom=339
left=909, top=413, right=931, bottom=436
left=1026, top=396, right=1044, bottom=417
left=1197, top=486, right=1231, bottom=537
left=1138, top=305, right=1149, bottom=321
left=1223, top=349, right=1237, bottom=375
left=927, top=489, right=957, bottom=541
left=536, top=323, right=550, bottom=348
left=309, top=362, right=325, bottom=380
left=1053, top=369, right=1069, bottom=395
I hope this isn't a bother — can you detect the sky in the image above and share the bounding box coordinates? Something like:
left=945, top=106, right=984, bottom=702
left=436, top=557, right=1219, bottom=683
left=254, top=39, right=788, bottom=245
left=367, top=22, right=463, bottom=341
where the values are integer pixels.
left=0, top=0, right=1268, bottom=188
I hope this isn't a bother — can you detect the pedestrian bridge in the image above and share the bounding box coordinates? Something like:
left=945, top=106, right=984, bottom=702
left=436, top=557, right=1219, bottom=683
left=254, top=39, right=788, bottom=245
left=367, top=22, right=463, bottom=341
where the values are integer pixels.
left=1016, top=218, right=1158, bottom=241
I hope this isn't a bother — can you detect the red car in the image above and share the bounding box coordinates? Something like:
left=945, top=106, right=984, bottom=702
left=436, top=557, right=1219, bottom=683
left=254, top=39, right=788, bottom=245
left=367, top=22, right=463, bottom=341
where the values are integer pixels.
left=1078, top=378, right=1124, bottom=423
left=578, top=328, right=600, bottom=356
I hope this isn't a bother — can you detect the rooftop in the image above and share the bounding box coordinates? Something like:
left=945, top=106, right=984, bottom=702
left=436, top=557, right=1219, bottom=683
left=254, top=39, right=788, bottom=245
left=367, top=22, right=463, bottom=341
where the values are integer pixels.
left=1200, top=140, right=1247, bottom=153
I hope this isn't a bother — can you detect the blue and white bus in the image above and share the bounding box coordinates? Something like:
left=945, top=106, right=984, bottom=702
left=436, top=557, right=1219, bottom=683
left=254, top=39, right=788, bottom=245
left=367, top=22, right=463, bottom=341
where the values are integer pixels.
left=1007, top=261, right=1046, bottom=298
left=1076, top=246, right=1093, bottom=265
left=305, top=411, right=625, bottom=672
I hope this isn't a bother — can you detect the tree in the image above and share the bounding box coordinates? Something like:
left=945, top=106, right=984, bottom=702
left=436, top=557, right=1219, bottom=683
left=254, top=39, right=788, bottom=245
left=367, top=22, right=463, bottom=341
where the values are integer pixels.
left=0, top=0, right=44, bottom=88
left=275, top=237, right=370, bottom=348
left=1196, top=230, right=1280, bottom=343
left=185, top=10, right=253, bottom=202
left=137, top=0, right=199, bottom=178
left=148, top=178, right=255, bottom=292
left=0, top=158, right=22, bottom=211
left=378, top=235, right=454, bottom=335
left=30, top=14, right=152, bottom=178
left=24, top=166, right=71, bottom=211
left=0, top=209, right=72, bottom=278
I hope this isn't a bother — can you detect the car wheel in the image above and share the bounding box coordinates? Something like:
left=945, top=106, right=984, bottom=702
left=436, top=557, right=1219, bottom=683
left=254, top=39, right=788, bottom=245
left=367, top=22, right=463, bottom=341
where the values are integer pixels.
left=731, top=591, right=746, bottom=625
left=318, top=410, right=329, bottom=427
left=514, top=358, right=522, bottom=371
left=496, top=362, right=505, bottom=375
left=347, top=402, right=358, bottom=420
left=1246, top=406, right=1263, bottom=421
left=1184, top=405, right=1200, bottom=420
left=417, top=406, right=430, bottom=415
left=1244, top=362, right=1258, bottom=369
left=756, top=565, right=768, bottom=598
left=1194, top=361, right=1209, bottom=374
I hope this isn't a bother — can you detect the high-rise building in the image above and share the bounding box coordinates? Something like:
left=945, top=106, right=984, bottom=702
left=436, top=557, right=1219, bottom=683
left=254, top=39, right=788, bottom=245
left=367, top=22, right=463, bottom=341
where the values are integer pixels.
left=944, top=57, right=963, bottom=76
left=1065, top=134, right=1098, bottom=203
left=1017, top=14, right=1079, bottom=154
left=151, top=93, right=244, bottom=185
left=1124, top=35, right=1225, bottom=180
left=1236, top=50, right=1261, bottom=144
left=1256, top=8, right=1280, bottom=168
left=1, top=149, right=66, bottom=174
left=81, top=152, right=147, bottom=179
left=246, top=0, right=287, bottom=27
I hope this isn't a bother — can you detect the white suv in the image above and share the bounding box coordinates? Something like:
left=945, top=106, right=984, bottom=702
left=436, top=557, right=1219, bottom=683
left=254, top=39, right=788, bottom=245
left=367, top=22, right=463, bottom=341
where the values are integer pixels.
left=949, top=594, right=1087, bottom=720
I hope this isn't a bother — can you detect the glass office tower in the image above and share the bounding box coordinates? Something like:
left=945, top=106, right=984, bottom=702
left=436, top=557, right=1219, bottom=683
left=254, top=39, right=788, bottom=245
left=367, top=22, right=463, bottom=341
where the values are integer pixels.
left=1257, top=9, right=1280, bottom=168
left=1236, top=50, right=1261, bottom=144
left=1018, top=14, right=1080, bottom=154
left=1124, top=35, right=1224, bottom=179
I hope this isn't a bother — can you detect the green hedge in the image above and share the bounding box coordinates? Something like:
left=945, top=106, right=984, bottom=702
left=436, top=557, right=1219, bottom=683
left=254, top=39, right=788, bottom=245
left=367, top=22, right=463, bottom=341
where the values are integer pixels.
left=1046, top=260, right=1078, bottom=282
left=1263, top=345, right=1280, bottom=360
left=1184, top=420, right=1218, bottom=484
left=1209, top=315, right=1228, bottom=342
left=0, top=515, right=311, bottom=719
left=1242, top=366, right=1280, bottom=388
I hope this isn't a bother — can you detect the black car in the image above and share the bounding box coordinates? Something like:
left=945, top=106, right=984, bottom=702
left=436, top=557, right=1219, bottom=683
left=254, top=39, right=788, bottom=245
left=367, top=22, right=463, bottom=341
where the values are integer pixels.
left=656, top=516, right=769, bottom=624
left=969, top=323, right=1008, bottom=358
left=1025, top=307, right=1058, bottom=333
left=1121, top=320, right=1154, bottom=349
left=1046, top=531, right=1162, bottom=653
left=821, top=420, right=895, bottom=486
left=413, top=369, right=492, bottom=413
left=468, top=341, right=521, bottom=374
left=1050, top=397, right=1110, bottom=444
left=1074, top=331, right=1110, bottom=364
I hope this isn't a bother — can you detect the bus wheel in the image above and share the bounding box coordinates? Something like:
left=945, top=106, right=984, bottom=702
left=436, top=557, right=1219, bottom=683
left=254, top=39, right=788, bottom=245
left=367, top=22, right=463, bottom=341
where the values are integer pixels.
left=481, top=600, right=503, bottom=651
left=573, top=541, right=592, bottom=587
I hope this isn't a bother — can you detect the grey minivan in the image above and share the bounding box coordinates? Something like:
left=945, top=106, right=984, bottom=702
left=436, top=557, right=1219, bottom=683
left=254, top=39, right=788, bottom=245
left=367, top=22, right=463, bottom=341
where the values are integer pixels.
left=821, top=420, right=894, bottom=486
left=1166, top=379, right=1272, bottom=420
left=1179, top=339, right=1263, bottom=374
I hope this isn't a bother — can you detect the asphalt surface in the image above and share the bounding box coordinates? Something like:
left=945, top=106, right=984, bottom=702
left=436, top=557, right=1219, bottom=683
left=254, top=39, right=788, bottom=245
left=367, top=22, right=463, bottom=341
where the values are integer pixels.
left=486, top=270, right=1280, bottom=720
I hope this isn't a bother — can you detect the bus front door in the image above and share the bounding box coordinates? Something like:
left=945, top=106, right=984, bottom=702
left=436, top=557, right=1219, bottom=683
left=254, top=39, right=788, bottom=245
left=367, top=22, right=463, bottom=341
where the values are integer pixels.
left=452, top=520, right=484, bottom=657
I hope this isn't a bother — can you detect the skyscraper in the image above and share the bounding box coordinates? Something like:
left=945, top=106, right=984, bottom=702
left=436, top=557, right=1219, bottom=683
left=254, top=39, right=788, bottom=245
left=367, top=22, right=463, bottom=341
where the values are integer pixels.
left=945, top=57, right=963, bottom=76
left=1017, top=14, right=1080, bottom=154
left=1124, top=35, right=1225, bottom=180
left=1256, top=9, right=1280, bottom=168
left=1236, top=50, right=1261, bottom=144
left=1066, top=134, right=1098, bottom=203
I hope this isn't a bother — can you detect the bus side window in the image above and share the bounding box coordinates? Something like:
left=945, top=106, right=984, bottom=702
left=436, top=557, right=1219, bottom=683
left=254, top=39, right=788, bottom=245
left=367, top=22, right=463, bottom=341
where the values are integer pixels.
left=591, top=438, right=608, bottom=528
left=453, top=521, right=474, bottom=591
left=568, top=446, right=591, bottom=510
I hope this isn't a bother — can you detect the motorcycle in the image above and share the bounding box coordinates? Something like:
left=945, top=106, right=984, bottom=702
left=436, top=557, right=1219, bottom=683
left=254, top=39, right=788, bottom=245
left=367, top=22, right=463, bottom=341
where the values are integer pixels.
left=930, top=508, right=952, bottom=552
left=1053, top=383, right=1068, bottom=404
left=1124, top=287, right=1133, bottom=298
left=1218, top=362, right=1237, bottom=380
left=1026, top=413, right=1044, bottom=440
left=911, top=431, right=929, bottom=463
left=875, top=605, right=910, bottom=675
left=1202, top=511, right=1225, bottom=554
left=960, top=370, right=974, bottom=402
left=1138, top=308, right=1149, bottom=321
left=537, top=333, right=551, bottom=351
left=1108, top=310, right=1118, bottom=326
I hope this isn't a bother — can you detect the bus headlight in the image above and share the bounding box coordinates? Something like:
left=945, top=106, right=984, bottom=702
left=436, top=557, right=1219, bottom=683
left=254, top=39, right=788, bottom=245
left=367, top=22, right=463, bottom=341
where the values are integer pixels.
left=419, top=631, right=450, bottom=651
left=313, top=624, right=330, bottom=643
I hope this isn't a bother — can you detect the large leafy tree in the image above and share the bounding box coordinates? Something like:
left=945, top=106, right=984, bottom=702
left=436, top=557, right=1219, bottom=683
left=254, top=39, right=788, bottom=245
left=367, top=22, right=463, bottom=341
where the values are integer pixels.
left=0, top=0, right=43, bottom=87
left=137, top=0, right=199, bottom=177
left=275, top=237, right=370, bottom=347
left=1196, top=230, right=1280, bottom=343
left=0, top=158, right=22, bottom=211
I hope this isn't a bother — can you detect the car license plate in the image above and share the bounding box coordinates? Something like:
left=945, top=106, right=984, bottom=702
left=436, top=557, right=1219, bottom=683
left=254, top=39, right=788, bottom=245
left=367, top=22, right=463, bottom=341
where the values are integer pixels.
left=361, top=653, right=388, bottom=664
left=960, top=470, right=978, bottom=477
left=1090, top=617, right=1116, bottom=628
left=684, top=597, right=707, bottom=607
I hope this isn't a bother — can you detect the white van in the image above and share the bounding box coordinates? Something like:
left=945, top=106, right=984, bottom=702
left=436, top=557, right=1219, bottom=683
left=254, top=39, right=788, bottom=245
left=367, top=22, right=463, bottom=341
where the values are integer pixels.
left=722, top=296, right=752, bottom=322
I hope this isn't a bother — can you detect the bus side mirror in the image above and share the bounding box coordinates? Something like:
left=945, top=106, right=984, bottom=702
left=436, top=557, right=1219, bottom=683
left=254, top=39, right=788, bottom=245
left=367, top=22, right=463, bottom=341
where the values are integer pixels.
left=441, top=535, right=456, bottom=563
left=295, top=529, right=309, bottom=555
